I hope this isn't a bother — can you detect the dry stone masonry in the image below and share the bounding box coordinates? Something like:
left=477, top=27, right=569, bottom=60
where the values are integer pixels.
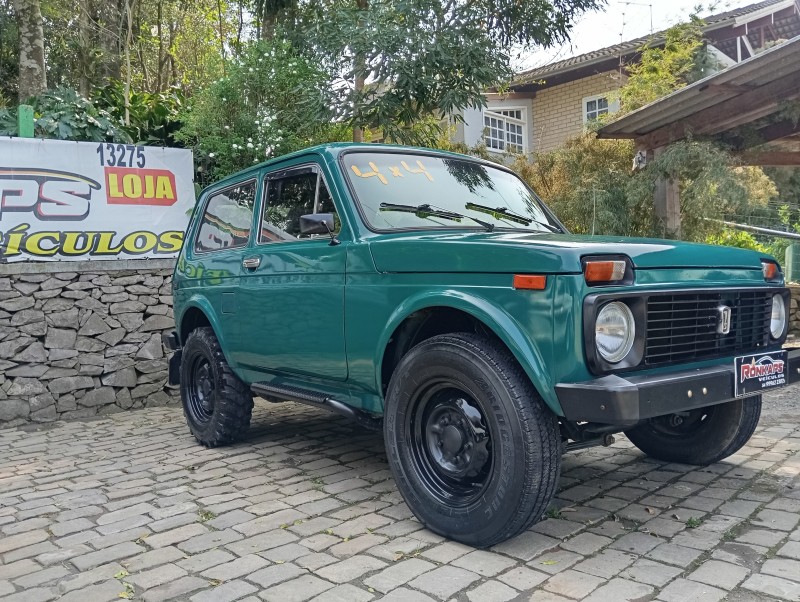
left=790, top=285, right=800, bottom=337
left=0, top=259, right=178, bottom=426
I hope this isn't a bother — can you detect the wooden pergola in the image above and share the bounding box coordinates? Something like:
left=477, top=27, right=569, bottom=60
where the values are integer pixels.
left=597, top=35, right=800, bottom=238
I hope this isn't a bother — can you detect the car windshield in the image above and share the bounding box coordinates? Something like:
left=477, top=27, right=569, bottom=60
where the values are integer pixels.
left=342, top=151, right=562, bottom=233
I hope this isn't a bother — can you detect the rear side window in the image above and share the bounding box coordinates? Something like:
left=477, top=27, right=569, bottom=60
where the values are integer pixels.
left=194, top=180, right=257, bottom=253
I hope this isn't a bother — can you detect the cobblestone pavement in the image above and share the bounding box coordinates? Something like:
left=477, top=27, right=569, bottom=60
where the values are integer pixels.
left=1, top=389, right=799, bottom=602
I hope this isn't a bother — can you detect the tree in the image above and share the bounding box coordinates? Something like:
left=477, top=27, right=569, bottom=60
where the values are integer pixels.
left=303, top=0, right=603, bottom=143
left=12, top=0, right=46, bottom=101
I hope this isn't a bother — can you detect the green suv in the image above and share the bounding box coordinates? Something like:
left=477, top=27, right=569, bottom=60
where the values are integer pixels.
left=166, top=143, right=799, bottom=547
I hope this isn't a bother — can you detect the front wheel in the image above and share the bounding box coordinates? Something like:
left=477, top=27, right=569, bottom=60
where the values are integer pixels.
left=624, top=395, right=761, bottom=465
left=384, top=333, right=562, bottom=548
left=180, top=327, right=254, bottom=447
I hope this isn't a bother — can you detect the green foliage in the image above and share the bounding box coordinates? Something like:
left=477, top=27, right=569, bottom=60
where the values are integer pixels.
left=93, top=81, right=185, bottom=145
left=302, top=0, right=602, bottom=144
left=617, top=18, right=705, bottom=115
left=706, top=229, right=766, bottom=252
left=513, top=134, right=648, bottom=236
left=0, top=86, right=130, bottom=141
left=176, top=38, right=350, bottom=182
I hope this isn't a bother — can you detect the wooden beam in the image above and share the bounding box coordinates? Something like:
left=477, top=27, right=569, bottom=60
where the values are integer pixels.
left=736, top=151, right=800, bottom=165
left=700, top=83, right=756, bottom=94
left=634, top=69, right=800, bottom=149
left=653, top=146, right=681, bottom=239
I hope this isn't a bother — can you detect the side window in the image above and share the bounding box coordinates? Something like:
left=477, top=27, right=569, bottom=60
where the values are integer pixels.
left=260, top=169, right=339, bottom=243
left=195, top=180, right=256, bottom=253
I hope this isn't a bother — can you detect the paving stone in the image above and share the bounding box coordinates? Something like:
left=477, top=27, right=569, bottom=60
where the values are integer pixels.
left=738, top=528, right=785, bottom=547
left=420, top=541, right=474, bottom=563
left=190, top=579, right=258, bottom=602
left=657, top=578, right=727, bottom=602
left=248, top=562, right=307, bottom=588
left=0, top=559, right=41, bottom=580
left=177, top=527, right=243, bottom=553
left=315, top=555, right=388, bottom=583
left=177, top=549, right=237, bottom=572
left=466, top=580, right=519, bottom=602
left=307, top=583, right=374, bottom=602
left=71, top=541, right=144, bottom=571
left=560, top=532, right=612, bottom=555
left=451, top=549, right=517, bottom=576
left=363, top=558, right=436, bottom=592
left=761, top=558, right=800, bottom=583
left=645, top=543, right=703, bottom=567
left=378, top=588, right=437, bottom=602
left=490, top=531, right=560, bottom=562
left=56, top=579, right=125, bottom=602
left=497, top=565, right=548, bottom=590
left=260, top=574, right=335, bottom=602
left=609, top=532, right=661, bottom=554
left=777, top=540, right=800, bottom=560
left=742, top=573, right=800, bottom=600
left=121, top=546, right=184, bottom=572
left=688, top=559, right=750, bottom=589
left=200, top=553, right=269, bottom=580
left=141, top=576, right=209, bottom=602
left=752, top=509, right=800, bottom=531
left=12, top=565, right=70, bottom=588
left=529, top=549, right=584, bottom=574
left=581, top=577, right=654, bottom=602
left=407, top=565, right=481, bottom=600
left=144, top=523, right=209, bottom=548
left=0, top=529, right=49, bottom=554
left=619, top=558, right=682, bottom=587
left=57, top=562, right=126, bottom=593
left=572, top=549, right=636, bottom=579
left=542, top=569, right=604, bottom=599
left=126, top=562, right=187, bottom=589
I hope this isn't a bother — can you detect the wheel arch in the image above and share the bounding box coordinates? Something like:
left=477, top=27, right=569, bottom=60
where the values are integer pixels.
left=377, top=291, right=561, bottom=415
left=176, top=296, right=227, bottom=352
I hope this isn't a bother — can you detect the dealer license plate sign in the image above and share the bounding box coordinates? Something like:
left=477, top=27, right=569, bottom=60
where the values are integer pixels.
left=734, top=350, right=788, bottom=397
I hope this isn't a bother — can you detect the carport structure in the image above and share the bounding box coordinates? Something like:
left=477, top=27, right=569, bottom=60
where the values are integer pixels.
left=597, top=34, right=800, bottom=238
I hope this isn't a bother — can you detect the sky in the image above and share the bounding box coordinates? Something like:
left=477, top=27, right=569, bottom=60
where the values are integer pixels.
left=513, top=0, right=764, bottom=71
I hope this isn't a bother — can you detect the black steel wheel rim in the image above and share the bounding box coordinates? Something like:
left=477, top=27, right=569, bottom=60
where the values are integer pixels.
left=648, top=405, right=719, bottom=437
left=407, top=382, right=493, bottom=506
left=186, top=355, right=215, bottom=425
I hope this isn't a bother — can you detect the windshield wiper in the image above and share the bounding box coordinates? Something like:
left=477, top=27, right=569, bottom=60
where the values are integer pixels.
left=465, top=202, right=560, bottom=233
left=379, top=203, right=495, bottom=232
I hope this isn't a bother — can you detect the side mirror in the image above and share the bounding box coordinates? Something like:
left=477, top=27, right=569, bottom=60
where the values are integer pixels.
left=299, top=213, right=334, bottom=235
left=299, top=213, right=340, bottom=245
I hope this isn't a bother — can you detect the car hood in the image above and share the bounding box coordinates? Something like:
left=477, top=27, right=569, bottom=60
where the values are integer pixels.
left=368, top=231, right=768, bottom=273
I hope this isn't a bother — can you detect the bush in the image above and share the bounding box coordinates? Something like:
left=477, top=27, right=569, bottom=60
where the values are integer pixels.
left=0, top=86, right=129, bottom=142
left=176, top=38, right=350, bottom=183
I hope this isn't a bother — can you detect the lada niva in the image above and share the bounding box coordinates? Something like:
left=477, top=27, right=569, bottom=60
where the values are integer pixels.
left=166, top=143, right=800, bottom=547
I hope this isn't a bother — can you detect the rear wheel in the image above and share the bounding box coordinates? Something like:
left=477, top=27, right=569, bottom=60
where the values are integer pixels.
left=180, top=327, right=253, bottom=447
left=384, top=333, right=561, bottom=548
left=624, top=395, right=761, bottom=465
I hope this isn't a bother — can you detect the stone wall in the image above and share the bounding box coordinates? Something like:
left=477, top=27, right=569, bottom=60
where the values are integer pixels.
left=0, top=259, right=178, bottom=426
left=790, top=285, right=800, bottom=336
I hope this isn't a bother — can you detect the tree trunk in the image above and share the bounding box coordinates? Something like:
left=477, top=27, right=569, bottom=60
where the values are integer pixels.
left=352, top=0, right=368, bottom=142
left=78, top=0, right=91, bottom=97
left=12, top=0, right=47, bottom=102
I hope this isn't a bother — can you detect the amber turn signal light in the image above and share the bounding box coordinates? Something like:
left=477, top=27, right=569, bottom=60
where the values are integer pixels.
left=513, top=274, right=547, bottom=290
left=584, top=260, right=627, bottom=284
left=761, top=260, right=780, bottom=281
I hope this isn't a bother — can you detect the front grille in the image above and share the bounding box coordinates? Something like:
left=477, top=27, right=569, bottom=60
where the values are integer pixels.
left=645, top=290, right=772, bottom=366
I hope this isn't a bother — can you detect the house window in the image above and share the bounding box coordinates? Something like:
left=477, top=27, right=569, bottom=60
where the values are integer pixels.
left=483, top=108, right=526, bottom=153
left=583, top=94, right=618, bottom=123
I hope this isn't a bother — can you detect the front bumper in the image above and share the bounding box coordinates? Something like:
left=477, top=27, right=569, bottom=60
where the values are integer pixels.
left=556, top=348, right=800, bottom=427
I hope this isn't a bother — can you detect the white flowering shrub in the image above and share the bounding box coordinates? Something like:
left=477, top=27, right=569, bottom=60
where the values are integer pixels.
left=176, top=39, right=349, bottom=182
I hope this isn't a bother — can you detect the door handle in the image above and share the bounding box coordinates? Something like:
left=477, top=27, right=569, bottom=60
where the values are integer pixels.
left=242, top=256, right=260, bottom=270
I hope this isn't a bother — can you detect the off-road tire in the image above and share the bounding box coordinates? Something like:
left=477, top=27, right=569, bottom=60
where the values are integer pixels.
left=180, top=327, right=253, bottom=447
left=624, top=395, right=761, bottom=465
left=384, top=332, right=562, bottom=548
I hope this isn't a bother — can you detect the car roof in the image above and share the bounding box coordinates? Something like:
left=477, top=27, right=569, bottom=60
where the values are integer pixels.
left=204, top=143, right=499, bottom=193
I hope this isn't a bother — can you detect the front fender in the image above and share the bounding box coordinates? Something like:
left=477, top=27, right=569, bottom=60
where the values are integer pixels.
left=376, top=289, right=562, bottom=416
left=175, top=294, right=235, bottom=366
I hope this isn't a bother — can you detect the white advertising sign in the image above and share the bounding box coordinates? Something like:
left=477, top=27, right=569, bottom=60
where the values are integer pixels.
left=0, top=138, right=194, bottom=261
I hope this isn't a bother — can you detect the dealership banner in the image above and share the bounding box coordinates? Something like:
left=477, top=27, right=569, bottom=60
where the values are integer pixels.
left=0, top=138, right=194, bottom=261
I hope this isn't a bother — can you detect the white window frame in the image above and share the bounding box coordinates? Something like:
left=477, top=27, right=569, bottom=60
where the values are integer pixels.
left=483, top=107, right=527, bottom=153
left=582, top=94, right=620, bottom=124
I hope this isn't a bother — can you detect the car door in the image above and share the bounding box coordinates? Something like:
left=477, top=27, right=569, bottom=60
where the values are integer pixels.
left=233, top=162, right=348, bottom=381
left=188, top=178, right=258, bottom=354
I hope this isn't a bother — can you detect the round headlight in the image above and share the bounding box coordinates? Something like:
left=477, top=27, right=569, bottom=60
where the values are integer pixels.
left=595, top=301, right=635, bottom=363
left=770, top=294, right=786, bottom=339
